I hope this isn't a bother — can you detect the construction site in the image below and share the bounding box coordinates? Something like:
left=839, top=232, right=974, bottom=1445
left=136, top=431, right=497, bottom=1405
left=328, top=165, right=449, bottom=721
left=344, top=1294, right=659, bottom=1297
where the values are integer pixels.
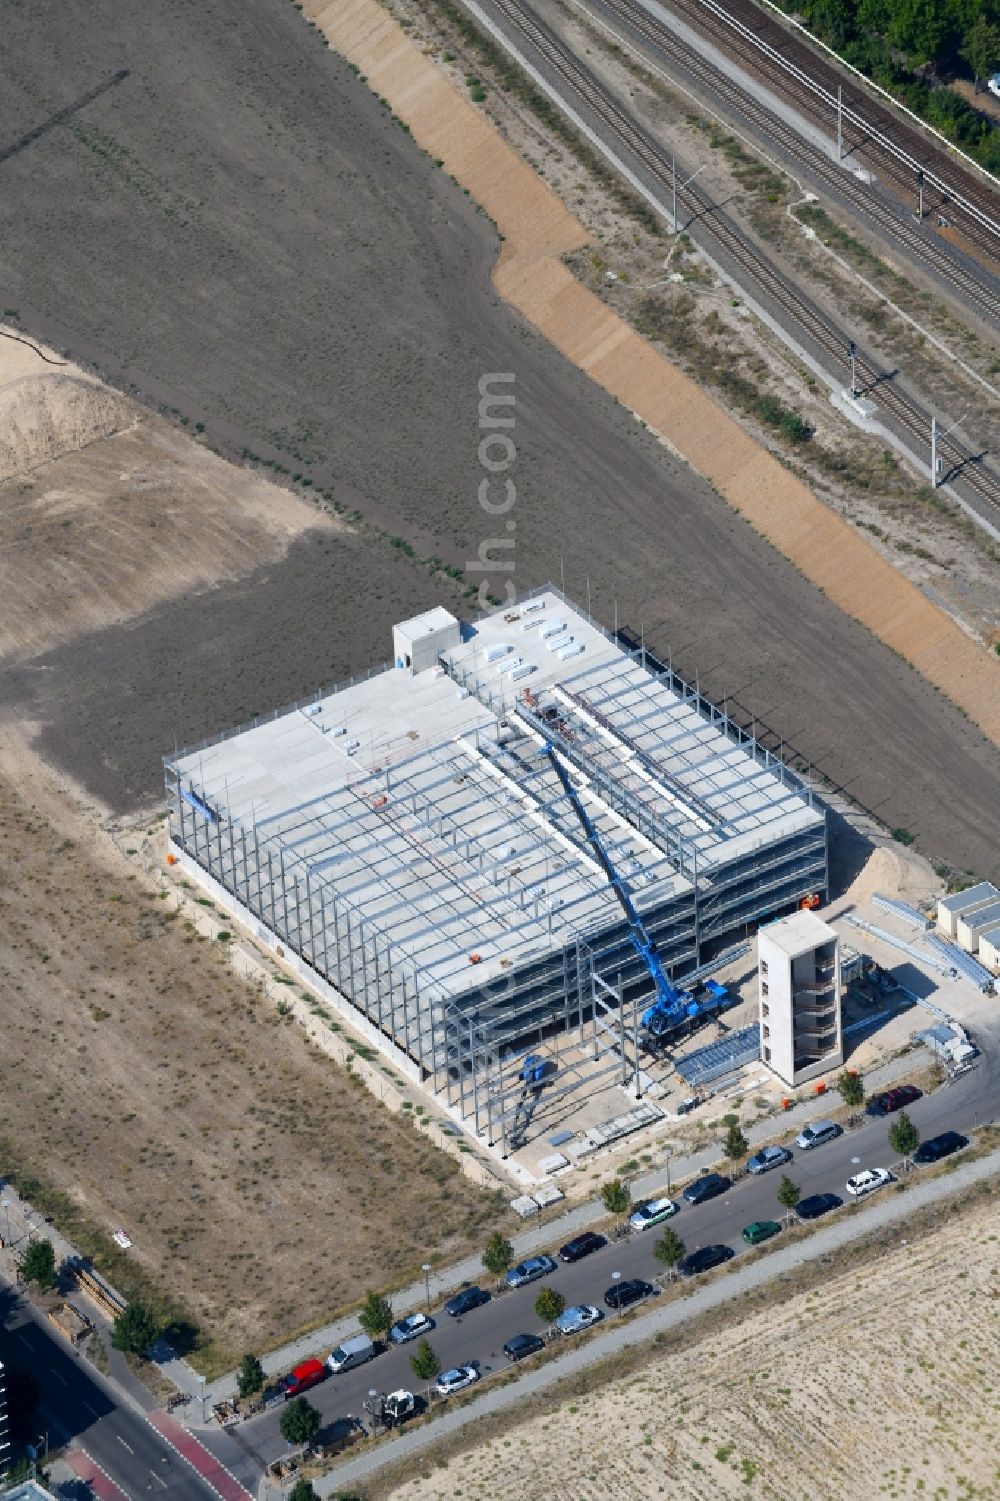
left=165, top=589, right=828, bottom=1156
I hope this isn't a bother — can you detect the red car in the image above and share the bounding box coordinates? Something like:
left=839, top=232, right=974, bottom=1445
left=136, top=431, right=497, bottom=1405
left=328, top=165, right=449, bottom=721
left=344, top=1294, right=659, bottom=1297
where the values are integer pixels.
left=866, top=1083, right=922, bottom=1117
left=280, top=1357, right=326, bottom=1398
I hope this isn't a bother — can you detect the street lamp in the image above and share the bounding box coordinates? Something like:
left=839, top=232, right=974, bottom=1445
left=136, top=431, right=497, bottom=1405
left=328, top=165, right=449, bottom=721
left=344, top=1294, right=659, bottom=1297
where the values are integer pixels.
left=611, top=1270, right=622, bottom=1315
left=2, top=1199, right=11, bottom=1247
left=422, top=1263, right=432, bottom=1311
left=664, top=1147, right=673, bottom=1197
left=198, top=1374, right=206, bottom=1424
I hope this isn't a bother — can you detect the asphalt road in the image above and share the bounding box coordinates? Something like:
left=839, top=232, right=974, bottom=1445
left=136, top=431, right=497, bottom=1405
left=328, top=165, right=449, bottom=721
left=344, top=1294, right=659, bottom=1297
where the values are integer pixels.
left=205, top=1046, right=998, bottom=1486
left=0, top=1283, right=219, bottom=1501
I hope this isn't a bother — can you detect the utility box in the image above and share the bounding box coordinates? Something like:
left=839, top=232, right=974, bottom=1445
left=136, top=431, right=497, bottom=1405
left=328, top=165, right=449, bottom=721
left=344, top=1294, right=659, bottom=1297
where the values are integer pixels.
left=936, top=881, right=999, bottom=939
left=393, top=607, right=461, bottom=675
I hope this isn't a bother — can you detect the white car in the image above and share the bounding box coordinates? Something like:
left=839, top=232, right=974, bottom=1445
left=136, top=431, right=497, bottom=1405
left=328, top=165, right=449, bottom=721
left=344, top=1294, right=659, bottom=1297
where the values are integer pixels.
left=629, top=1196, right=679, bottom=1232
left=555, top=1303, right=603, bottom=1336
left=435, top=1365, right=480, bottom=1397
left=845, top=1167, right=892, bottom=1198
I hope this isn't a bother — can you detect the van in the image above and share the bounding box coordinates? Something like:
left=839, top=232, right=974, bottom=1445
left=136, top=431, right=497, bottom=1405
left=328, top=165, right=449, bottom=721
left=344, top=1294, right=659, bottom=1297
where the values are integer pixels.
left=795, top=1119, right=839, bottom=1150
left=326, top=1333, right=376, bottom=1374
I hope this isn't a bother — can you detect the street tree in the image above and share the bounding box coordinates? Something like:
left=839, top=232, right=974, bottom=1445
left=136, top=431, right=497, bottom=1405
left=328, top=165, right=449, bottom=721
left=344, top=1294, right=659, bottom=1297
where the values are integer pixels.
left=409, top=1338, right=441, bottom=1382
left=600, top=1178, right=632, bottom=1226
left=236, top=1353, right=265, bottom=1398
left=777, top=1174, right=801, bottom=1213
left=653, top=1227, right=686, bottom=1272
left=962, top=13, right=1000, bottom=91
left=112, top=1301, right=160, bottom=1357
left=889, top=1109, right=920, bottom=1158
left=722, top=1121, right=749, bottom=1161
left=534, top=1287, right=566, bottom=1325
left=21, top=1238, right=56, bottom=1290
left=288, top=1481, right=318, bottom=1501
left=481, top=1231, right=515, bottom=1277
left=836, top=1069, right=865, bottom=1109
left=279, top=1397, right=321, bottom=1448
left=358, top=1291, right=394, bottom=1341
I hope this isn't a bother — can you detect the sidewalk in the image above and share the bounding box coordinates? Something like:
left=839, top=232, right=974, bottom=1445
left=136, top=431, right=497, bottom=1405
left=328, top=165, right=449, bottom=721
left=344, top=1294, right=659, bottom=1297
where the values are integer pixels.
left=316, top=1144, right=1000, bottom=1494
left=199, top=1049, right=919, bottom=1404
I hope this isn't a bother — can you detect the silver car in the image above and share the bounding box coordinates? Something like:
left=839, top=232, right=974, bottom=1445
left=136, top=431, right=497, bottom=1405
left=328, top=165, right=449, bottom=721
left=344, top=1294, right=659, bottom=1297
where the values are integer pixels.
left=555, top=1304, right=603, bottom=1336
left=435, top=1364, right=480, bottom=1397
left=746, top=1145, right=792, bottom=1175
left=505, top=1254, right=557, bottom=1289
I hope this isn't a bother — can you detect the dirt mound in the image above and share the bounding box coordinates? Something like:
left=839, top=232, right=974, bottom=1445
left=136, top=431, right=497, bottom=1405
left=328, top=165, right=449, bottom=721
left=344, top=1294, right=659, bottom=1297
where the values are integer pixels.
left=846, top=843, right=939, bottom=907
left=0, top=370, right=130, bottom=481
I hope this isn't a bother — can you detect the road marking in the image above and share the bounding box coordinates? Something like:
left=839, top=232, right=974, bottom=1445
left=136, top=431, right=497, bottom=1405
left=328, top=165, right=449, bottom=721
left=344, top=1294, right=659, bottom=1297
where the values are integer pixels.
left=51, top=1368, right=68, bottom=1386
left=150, top=1471, right=168, bottom=1488
left=116, top=1435, right=135, bottom=1454
left=17, top=1333, right=33, bottom=1348
left=84, top=1402, right=102, bottom=1418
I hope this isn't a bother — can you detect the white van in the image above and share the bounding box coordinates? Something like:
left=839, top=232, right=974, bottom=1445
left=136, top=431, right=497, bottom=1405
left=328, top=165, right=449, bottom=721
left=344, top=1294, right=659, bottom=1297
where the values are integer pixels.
left=326, top=1333, right=376, bottom=1373
left=795, top=1119, right=840, bottom=1151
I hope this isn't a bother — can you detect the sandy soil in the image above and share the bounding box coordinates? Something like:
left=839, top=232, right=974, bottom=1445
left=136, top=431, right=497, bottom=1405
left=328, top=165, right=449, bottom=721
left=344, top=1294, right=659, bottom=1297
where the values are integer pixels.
left=0, top=333, right=337, bottom=661
left=390, top=1193, right=1000, bottom=1501
left=0, top=741, right=502, bottom=1374
left=313, top=0, right=1000, bottom=756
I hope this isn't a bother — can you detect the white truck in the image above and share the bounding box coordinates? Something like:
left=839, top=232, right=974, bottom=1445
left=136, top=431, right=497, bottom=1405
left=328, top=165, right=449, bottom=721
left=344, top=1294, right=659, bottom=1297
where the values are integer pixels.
left=915, top=1022, right=977, bottom=1070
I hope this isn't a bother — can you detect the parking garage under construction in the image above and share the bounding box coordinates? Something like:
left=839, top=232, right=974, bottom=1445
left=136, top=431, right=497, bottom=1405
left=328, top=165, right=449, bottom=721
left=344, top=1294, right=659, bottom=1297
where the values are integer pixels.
left=165, top=590, right=827, bottom=1149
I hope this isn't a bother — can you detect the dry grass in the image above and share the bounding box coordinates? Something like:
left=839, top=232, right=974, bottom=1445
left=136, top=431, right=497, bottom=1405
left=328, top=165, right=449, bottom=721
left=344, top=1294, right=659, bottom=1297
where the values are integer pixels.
left=0, top=774, right=503, bottom=1376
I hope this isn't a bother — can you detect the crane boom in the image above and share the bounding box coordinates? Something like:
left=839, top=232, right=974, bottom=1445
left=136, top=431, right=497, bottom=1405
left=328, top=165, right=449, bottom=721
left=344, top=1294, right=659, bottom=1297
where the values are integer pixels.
left=541, top=742, right=691, bottom=1020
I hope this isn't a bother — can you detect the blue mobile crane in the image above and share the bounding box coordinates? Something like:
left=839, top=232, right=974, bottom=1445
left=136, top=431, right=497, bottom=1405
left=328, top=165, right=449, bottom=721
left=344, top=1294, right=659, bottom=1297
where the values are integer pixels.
left=540, top=742, right=731, bottom=1045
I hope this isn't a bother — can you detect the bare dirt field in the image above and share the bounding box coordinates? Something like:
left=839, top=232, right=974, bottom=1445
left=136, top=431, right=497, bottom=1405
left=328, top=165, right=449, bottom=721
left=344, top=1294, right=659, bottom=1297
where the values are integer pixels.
left=0, top=2, right=998, bottom=881
left=389, top=1190, right=1000, bottom=1501
left=0, top=749, right=502, bottom=1375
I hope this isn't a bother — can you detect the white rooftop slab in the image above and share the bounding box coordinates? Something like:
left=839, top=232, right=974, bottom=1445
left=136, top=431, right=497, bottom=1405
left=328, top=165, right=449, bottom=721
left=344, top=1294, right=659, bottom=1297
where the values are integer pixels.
left=169, top=590, right=821, bottom=1002
left=758, top=908, right=837, bottom=957
left=937, top=881, right=999, bottom=915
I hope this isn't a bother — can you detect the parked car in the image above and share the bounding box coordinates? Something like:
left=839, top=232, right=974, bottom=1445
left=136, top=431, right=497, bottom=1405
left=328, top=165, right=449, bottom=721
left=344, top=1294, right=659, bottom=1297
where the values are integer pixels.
left=435, top=1365, right=480, bottom=1397
left=865, top=1084, right=923, bottom=1117
left=746, top=1146, right=792, bottom=1175
left=502, top=1332, right=545, bottom=1362
left=505, top=1255, right=557, bottom=1289
left=388, top=1313, right=434, bottom=1345
left=280, top=1358, right=327, bottom=1398
left=327, top=1334, right=376, bottom=1373
left=845, top=1167, right=892, bottom=1197
left=558, top=1231, right=606, bottom=1263
left=796, top=1192, right=842, bottom=1220
left=444, top=1286, right=491, bottom=1317
left=556, top=1303, right=603, bottom=1335
left=742, top=1219, right=781, bottom=1246
left=677, top=1245, right=734, bottom=1276
left=913, top=1130, right=969, bottom=1164
left=682, top=1172, right=729, bottom=1205
left=795, top=1120, right=840, bottom=1151
left=629, top=1196, right=678, bottom=1232
left=604, top=1278, right=656, bottom=1310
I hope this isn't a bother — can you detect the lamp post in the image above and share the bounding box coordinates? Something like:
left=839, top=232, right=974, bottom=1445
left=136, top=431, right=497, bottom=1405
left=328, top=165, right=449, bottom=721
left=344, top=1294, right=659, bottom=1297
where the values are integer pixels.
left=199, top=1374, right=206, bottom=1424
left=664, top=1147, right=673, bottom=1197
left=422, top=1263, right=432, bottom=1311
left=848, top=339, right=858, bottom=399
left=2, top=1199, right=11, bottom=1247
left=611, top=1270, right=622, bottom=1315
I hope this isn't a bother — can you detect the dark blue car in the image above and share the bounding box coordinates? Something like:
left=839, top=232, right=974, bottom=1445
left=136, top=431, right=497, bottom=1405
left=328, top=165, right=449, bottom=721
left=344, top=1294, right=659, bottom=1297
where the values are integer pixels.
left=444, top=1285, right=491, bottom=1317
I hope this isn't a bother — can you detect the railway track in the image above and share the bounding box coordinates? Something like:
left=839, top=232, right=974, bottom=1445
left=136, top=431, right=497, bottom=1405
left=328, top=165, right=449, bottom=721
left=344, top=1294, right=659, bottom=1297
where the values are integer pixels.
left=629, top=0, right=1000, bottom=272
left=472, top=0, right=1000, bottom=518
left=578, top=0, right=1000, bottom=325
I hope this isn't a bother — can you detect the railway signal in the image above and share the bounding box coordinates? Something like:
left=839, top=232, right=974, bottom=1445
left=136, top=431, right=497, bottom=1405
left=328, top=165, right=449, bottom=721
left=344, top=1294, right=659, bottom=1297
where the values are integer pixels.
left=848, top=340, right=858, bottom=399
left=915, top=168, right=924, bottom=222
left=930, top=411, right=969, bottom=489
